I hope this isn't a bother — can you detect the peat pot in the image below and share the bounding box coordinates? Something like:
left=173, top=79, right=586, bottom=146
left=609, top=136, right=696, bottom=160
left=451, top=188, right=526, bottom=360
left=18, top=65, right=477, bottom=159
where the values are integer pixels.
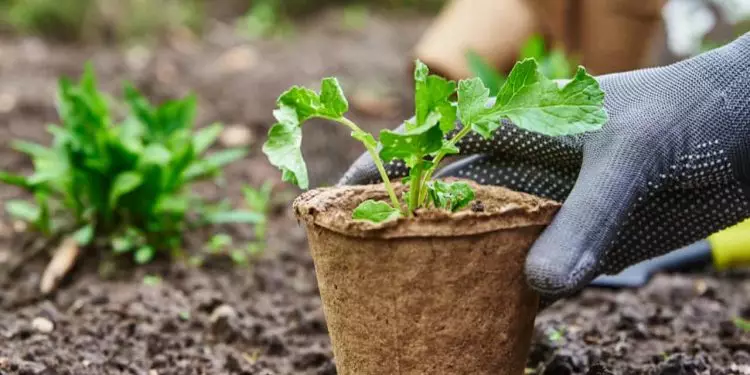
left=293, top=181, right=560, bottom=375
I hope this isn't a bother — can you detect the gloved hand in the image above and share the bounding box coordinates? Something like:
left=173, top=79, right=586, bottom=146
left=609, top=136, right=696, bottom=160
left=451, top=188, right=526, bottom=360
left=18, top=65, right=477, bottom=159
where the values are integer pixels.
left=338, top=33, right=750, bottom=301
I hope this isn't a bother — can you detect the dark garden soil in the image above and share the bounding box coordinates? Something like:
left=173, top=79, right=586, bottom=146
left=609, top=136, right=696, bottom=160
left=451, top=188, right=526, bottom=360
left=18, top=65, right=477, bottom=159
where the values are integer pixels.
left=0, top=8, right=748, bottom=375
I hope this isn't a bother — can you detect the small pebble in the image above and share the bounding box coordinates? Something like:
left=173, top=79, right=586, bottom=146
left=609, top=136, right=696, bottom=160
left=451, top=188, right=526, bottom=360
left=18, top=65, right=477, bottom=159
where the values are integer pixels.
left=0, top=93, right=16, bottom=113
left=471, top=200, right=485, bottom=212
left=220, top=125, right=254, bottom=147
left=13, top=220, right=27, bottom=232
left=217, top=46, right=258, bottom=73
left=210, top=304, right=237, bottom=324
left=31, top=317, right=54, bottom=333
left=149, top=370, right=159, bottom=375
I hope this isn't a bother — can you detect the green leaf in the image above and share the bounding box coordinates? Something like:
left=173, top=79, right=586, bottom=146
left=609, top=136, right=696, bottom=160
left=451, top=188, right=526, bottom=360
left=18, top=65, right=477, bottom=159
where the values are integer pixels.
left=457, top=78, right=491, bottom=126
left=437, top=101, right=458, bottom=134
left=135, top=246, right=156, bottom=264
left=110, top=172, right=143, bottom=207
left=262, top=120, right=307, bottom=189
left=242, top=182, right=272, bottom=213
left=541, top=50, right=575, bottom=79
left=466, top=50, right=505, bottom=96
left=351, top=130, right=377, bottom=149
left=413, top=60, right=457, bottom=132
left=277, top=86, right=322, bottom=122
left=33, top=191, right=52, bottom=235
left=0, top=171, right=32, bottom=189
left=12, top=141, right=55, bottom=159
left=73, top=225, right=94, bottom=245
left=155, top=195, right=189, bottom=214
left=184, top=148, right=247, bottom=181
left=208, top=233, right=233, bottom=252
left=481, top=59, right=608, bottom=137
left=352, top=200, right=401, bottom=223
left=378, top=124, right=444, bottom=165
left=205, top=211, right=265, bottom=224
left=124, top=83, right=156, bottom=129
left=193, top=123, right=223, bottom=154
left=427, top=180, right=475, bottom=212
left=27, top=157, right=67, bottom=185
left=519, top=34, right=546, bottom=60
left=112, top=236, right=134, bottom=253
left=264, top=78, right=353, bottom=190
left=436, top=141, right=460, bottom=156
left=275, top=78, right=349, bottom=121
left=5, top=200, right=39, bottom=223
left=140, top=144, right=172, bottom=166
left=319, top=78, right=349, bottom=117
left=203, top=148, right=247, bottom=168
left=156, top=94, right=197, bottom=135
left=471, top=121, right=502, bottom=140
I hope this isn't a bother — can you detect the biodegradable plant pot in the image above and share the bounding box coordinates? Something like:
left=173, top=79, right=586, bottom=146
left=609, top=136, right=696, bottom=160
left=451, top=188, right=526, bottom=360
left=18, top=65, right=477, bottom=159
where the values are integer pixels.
left=293, top=181, right=560, bottom=375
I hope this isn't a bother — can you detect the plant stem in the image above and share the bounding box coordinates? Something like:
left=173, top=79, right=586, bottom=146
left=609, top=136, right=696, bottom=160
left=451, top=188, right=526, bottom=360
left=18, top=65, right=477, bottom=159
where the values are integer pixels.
left=418, top=124, right=474, bottom=204
left=331, top=117, right=402, bottom=211
left=408, top=167, right=422, bottom=216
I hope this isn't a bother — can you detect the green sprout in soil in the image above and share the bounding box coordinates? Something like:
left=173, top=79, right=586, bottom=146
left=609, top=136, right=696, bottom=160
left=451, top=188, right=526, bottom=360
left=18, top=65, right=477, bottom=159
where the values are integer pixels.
left=143, top=274, right=162, bottom=286
left=194, top=182, right=272, bottom=266
left=263, top=58, right=607, bottom=223
left=0, top=63, right=262, bottom=266
left=734, top=317, right=750, bottom=332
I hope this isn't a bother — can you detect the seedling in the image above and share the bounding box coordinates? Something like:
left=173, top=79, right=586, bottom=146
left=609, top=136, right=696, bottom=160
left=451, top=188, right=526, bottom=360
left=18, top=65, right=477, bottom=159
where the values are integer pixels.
left=143, top=275, right=162, bottom=286
left=243, top=181, right=272, bottom=242
left=263, top=58, right=607, bottom=223
left=0, top=63, right=261, bottom=266
left=545, top=326, right=566, bottom=342
left=734, top=317, right=750, bottom=332
left=179, top=311, right=191, bottom=321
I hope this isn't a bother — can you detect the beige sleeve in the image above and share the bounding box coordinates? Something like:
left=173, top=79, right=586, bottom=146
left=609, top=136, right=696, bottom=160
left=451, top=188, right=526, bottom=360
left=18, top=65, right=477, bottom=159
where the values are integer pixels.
left=528, top=0, right=668, bottom=74
left=414, top=0, right=667, bottom=80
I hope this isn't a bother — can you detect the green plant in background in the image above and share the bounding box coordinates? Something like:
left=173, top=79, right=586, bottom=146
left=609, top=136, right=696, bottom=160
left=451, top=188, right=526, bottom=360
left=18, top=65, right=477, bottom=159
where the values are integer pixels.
left=243, top=181, right=272, bottom=242
left=0, top=63, right=260, bottom=264
left=341, top=4, right=369, bottom=30
left=519, top=34, right=577, bottom=80
left=193, top=182, right=271, bottom=266
left=238, top=0, right=293, bottom=38
left=0, top=0, right=203, bottom=43
left=237, top=0, right=446, bottom=38
left=0, top=0, right=445, bottom=43
left=0, top=0, right=94, bottom=41
left=263, top=58, right=607, bottom=222
left=467, top=34, right=577, bottom=96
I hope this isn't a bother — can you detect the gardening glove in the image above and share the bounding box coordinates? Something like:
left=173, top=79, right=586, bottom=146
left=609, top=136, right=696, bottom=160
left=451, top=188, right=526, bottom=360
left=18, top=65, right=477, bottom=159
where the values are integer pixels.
left=338, top=33, right=750, bottom=301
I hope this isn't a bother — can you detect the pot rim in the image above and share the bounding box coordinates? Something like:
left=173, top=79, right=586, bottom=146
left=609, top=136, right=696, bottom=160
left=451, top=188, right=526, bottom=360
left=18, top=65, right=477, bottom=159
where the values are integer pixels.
left=293, top=180, right=560, bottom=239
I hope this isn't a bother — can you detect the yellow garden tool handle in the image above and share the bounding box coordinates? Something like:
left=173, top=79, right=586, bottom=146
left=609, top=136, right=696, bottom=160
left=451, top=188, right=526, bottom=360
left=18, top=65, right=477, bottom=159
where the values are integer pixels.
left=707, top=218, right=750, bottom=270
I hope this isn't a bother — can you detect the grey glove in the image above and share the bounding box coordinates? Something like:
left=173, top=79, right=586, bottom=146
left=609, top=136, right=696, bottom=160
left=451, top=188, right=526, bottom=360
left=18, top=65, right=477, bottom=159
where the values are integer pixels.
left=338, top=33, right=750, bottom=300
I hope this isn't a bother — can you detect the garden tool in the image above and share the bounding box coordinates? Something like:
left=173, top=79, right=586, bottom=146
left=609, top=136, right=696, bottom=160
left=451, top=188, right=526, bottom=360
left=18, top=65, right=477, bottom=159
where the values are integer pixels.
left=590, top=219, right=750, bottom=288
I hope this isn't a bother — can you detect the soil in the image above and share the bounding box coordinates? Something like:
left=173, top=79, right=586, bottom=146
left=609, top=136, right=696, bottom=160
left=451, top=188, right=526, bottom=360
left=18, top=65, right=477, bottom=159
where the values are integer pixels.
left=0, top=7, right=748, bottom=375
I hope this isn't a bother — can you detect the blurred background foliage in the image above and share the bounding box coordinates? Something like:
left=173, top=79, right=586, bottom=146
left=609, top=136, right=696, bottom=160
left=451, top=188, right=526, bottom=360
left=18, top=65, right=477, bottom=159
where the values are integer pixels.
left=0, top=0, right=447, bottom=43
